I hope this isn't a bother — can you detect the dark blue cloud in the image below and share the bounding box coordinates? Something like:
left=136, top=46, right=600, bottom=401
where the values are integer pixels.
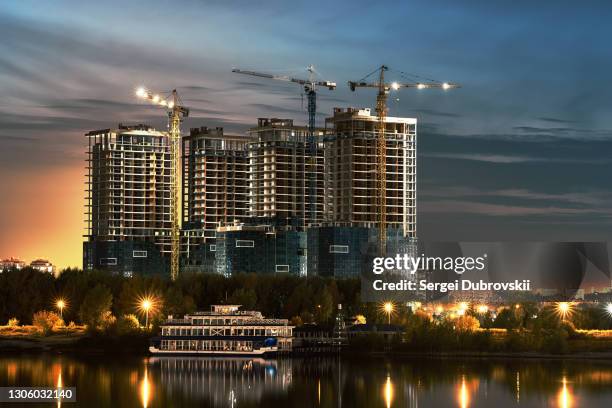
left=1, top=0, right=612, bottom=241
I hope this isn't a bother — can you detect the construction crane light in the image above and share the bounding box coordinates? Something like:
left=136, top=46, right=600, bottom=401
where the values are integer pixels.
left=168, top=101, right=175, bottom=109
left=136, top=87, right=147, bottom=98
left=417, top=83, right=425, bottom=89
left=442, top=82, right=450, bottom=90
left=391, top=82, right=400, bottom=90
left=152, top=94, right=160, bottom=103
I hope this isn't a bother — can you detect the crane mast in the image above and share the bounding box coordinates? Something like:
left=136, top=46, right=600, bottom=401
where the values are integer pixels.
left=349, top=65, right=459, bottom=256
left=376, top=66, right=388, bottom=256
left=232, top=66, right=336, bottom=225
left=136, top=87, right=189, bottom=280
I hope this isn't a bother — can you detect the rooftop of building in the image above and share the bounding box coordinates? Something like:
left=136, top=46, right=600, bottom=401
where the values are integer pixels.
left=86, top=124, right=165, bottom=137
left=326, top=107, right=417, bottom=125
left=30, top=259, right=53, bottom=265
left=188, top=126, right=253, bottom=141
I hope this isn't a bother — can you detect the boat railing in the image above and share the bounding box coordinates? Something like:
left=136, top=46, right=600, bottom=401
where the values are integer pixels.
left=162, top=318, right=291, bottom=326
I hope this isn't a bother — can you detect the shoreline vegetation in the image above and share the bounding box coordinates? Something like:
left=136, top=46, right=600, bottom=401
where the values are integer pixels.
left=2, top=268, right=612, bottom=357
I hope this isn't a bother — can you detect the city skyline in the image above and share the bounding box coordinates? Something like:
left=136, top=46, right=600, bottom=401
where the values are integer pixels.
left=2, top=1, right=612, bottom=269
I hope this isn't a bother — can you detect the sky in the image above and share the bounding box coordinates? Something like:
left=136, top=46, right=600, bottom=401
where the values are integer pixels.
left=1, top=0, right=612, bottom=269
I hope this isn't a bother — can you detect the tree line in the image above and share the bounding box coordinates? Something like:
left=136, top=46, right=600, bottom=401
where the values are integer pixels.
left=0, top=267, right=367, bottom=328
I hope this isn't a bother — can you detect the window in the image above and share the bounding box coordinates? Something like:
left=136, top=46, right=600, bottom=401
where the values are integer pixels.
left=210, top=244, right=216, bottom=252
left=329, top=245, right=349, bottom=254
left=276, top=264, right=290, bottom=273
left=100, top=258, right=117, bottom=266
left=236, top=240, right=255, bottom=248
left=133, top=250, right=148, bottom=258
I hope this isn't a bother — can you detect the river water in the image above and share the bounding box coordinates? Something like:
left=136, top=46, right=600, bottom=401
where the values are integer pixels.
left=1, top=354, right=612, bottom=407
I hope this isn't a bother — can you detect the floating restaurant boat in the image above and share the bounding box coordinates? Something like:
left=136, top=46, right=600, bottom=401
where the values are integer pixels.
left=149, top=305, right=293, bottom=356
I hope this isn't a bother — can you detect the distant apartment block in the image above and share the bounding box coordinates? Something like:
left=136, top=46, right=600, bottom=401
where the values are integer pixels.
left=247, top=118, right=325, bottom=226
left=83, top=124, right=173, bottom=275
left=29, top=258, right=55, bottom=274
left=0, top=257, right=26, bottom=271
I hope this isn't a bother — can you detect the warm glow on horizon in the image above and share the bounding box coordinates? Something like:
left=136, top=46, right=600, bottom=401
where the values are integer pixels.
left=0, top=165, right=84, bottom=270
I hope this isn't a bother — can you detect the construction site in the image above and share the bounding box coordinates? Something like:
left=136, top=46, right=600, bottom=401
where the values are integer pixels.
left=83, top=65, right=458, bottom=279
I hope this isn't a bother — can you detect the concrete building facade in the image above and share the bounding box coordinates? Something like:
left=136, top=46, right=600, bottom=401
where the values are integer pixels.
left=215, top=217, right=306, bottom=276
left=247, top=118, right=325, bottom=226
left=181, top=126, right=252, bottom=272
left=324, top=107, right=417, bottom=238
left=84, top=124, right=172, bottom=275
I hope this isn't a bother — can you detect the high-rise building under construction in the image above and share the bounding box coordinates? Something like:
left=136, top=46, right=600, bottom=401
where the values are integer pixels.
left=307, top=107, right=417, bottom=277
left=323, top=107, right=417, bottom=238
left=83, top=124, right=172, bottom=276
left=247, top=118, right=325, bottom=226
left=181, top=126, right=252, bottom=271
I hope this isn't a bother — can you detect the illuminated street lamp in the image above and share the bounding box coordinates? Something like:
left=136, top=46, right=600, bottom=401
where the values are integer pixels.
left=138, top=297, right=157, bottom=329
left=557, top=302, right=572, bottom=322
left=477, top=305, right=488, bottom=314
left=55, top=298, right=66, bottom=319
left=383, top=302, right=394, bottom=325
left=605, top=303, right=612, bottom=317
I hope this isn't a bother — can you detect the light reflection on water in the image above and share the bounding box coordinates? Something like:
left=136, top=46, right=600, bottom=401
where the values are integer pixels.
left=1, top=355, right=612, bottom=407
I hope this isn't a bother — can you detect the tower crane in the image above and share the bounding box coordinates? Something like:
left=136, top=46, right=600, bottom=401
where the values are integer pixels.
left=232, top=65, right=336, bottom=224
left=136, top=87, right=189, bottom=280
left=348, top=65, right=459, bottom=255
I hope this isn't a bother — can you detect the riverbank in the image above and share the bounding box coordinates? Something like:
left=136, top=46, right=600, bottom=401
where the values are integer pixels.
left=0, top=332, right=150, bottom=355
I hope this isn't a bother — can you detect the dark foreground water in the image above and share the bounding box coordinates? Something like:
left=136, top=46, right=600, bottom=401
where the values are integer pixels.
left=1, top=354, right=612, bottom=407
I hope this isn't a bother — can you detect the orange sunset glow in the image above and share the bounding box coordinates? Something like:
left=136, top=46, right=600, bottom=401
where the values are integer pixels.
left=0, top=165, right=83, bottom=269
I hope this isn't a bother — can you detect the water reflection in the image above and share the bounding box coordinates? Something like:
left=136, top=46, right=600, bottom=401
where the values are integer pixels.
left=384, top=374, right=393, bottom=408
left=149, top=357, right=291, bottom=407
left=0, top=355, right=610, bottom=407
left=558, top=375, right=574, bottom=408
left=458, top=375, right=469, bottom=408
left=140, top=364, right=151, bottom=408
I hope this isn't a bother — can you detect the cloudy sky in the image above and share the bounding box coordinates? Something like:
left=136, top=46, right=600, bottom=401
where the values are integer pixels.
left=1, top=0, right=612, bottom=269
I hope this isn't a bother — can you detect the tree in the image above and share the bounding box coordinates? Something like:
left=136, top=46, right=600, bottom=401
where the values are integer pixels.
left=313, top=286, right=334, bottom=324
left=79, top=284, right=113, bottom=330
left=116, top=314, right=142, bottom=335
left=165, top=286, right=195, bottom=316
left=454, top=315, right=480, bottom=332
left=32, top=310, right=61, bottom=335
left=493, top=308, right=520, bottom=330
left=228, top=288, right=257, bottom=310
